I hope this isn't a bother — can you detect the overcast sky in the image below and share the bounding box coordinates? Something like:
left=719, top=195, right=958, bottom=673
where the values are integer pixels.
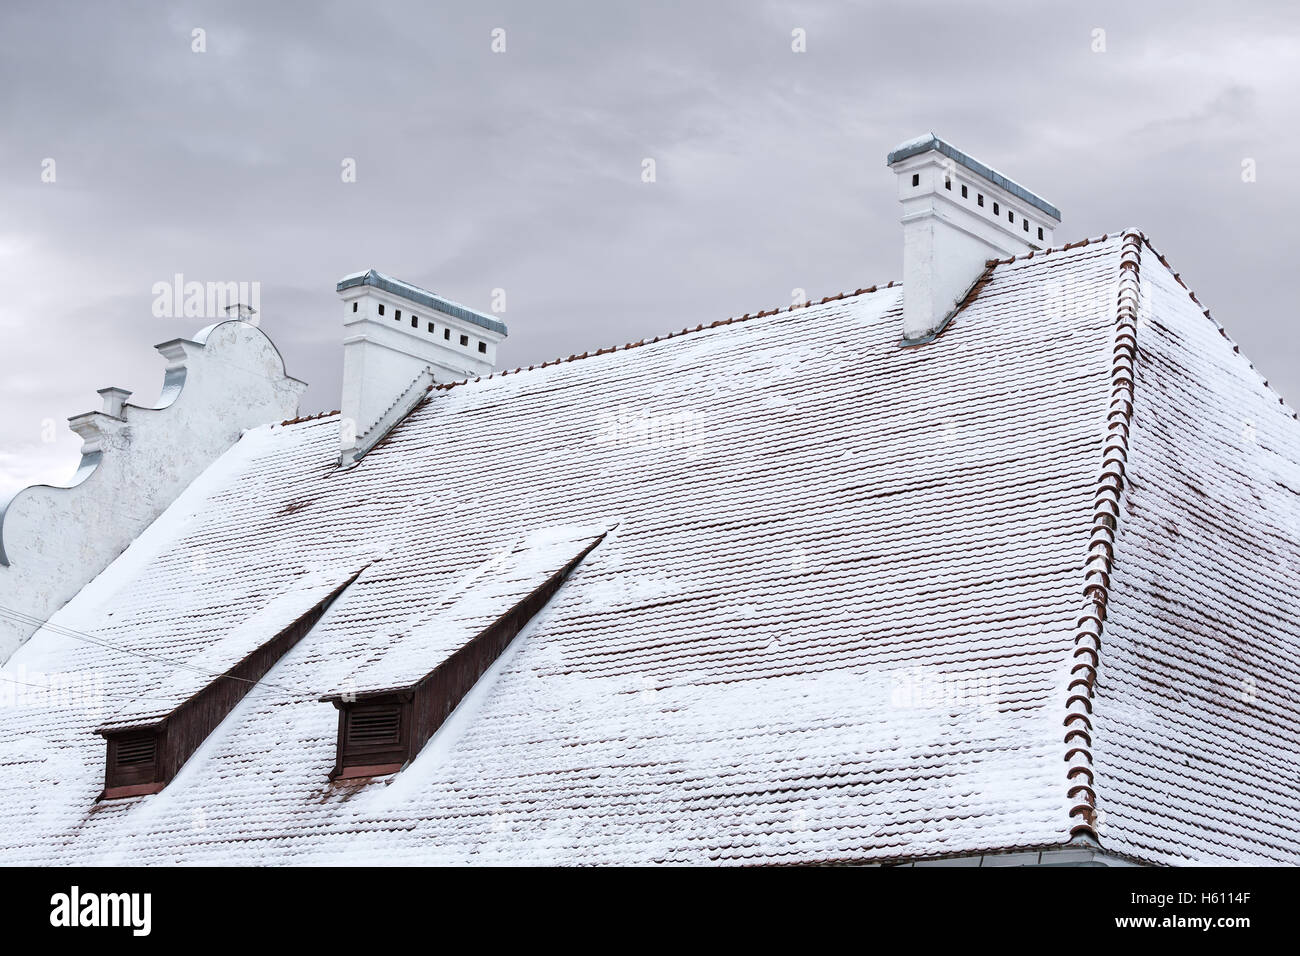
left=1, top=0, right=1297, bottom=497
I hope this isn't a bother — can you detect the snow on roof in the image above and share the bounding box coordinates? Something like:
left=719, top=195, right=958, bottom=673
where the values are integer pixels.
left=98, top=565, right=364, bottom=731
left=1, top=233, right=1298, bottom=865
left=1087, top=238, right=1300, bottom=864
left=327, top=525, right=609, bottom=697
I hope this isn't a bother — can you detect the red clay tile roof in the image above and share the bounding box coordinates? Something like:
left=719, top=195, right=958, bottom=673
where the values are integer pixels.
left=1, top=232, right=1297, bottom=865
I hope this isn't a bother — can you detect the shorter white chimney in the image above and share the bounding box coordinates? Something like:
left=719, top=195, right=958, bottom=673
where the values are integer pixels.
left=887, top=134, right=1061, bottom=344
left=335, top=270, right=507, bottom=462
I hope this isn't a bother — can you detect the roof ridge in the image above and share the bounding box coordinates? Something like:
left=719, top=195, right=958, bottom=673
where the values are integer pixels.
left=1060, top=228, right=1144, bottom=846
left=982, top=229, right=1122, bottom=270
left=280, top=234, right=1146, bottom=420
left=1063, top=229, right=1298, bottom=857
left=279, top=409, right=339, bottom=427
left=429, top=279, right=901, bottom=392
left=982, top=226, right=1298, bottom=426
left=1137, top=234, right=1297, bottom=421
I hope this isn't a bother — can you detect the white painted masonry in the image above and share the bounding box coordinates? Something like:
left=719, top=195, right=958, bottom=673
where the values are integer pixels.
left=0, top=320, right=306, bottom=662
left=887, top=134, right=1061, bottom=342
left=335, top=270, right=507, bottom=461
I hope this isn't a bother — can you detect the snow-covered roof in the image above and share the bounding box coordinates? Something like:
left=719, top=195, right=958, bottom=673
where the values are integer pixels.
left=2, top=231, right=1298, bottom=865
left=325, top=525, right=610, bottom=698
left=97, top=566, right=363, bottom=732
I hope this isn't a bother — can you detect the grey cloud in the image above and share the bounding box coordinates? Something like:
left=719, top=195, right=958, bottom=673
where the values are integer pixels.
left=2, top=0, right=1298, bottom=488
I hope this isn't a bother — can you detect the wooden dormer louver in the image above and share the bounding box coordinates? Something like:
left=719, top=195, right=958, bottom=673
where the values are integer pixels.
left=95, top=569, right=362, bottom=800
left=324, top=527, right=606, bottom=781
left=104, top=732, right=160, bottom=796
left=349, top=703, right=402, bottom=745
left=335, top=700, right=410, bottom=778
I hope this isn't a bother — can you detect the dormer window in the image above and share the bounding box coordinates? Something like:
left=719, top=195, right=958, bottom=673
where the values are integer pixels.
left=96, top=569, right=362, bottom=800
left=323, top=527, right=607, bottom=781
left=332, top=699, right=410, bottom=779
left=103, top=731, right=161, bottom=797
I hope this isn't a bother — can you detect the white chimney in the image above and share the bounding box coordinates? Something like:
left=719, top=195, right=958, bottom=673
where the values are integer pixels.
left=335, top=270, right=507, bottom=461
left=887, top=134, right=1061, bottom=344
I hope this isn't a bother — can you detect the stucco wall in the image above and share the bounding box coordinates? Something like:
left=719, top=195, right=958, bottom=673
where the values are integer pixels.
left=0, top=320, right=306, bottom=662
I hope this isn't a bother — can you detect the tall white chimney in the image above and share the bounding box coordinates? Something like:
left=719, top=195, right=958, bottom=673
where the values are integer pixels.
left=887, top=134, right=1061, bottom=344
left=335, top=270, right=507, bottom=462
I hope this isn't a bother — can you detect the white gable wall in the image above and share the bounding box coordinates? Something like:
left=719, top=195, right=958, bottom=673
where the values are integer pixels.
left=0, top=320, right=306, bottom=662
